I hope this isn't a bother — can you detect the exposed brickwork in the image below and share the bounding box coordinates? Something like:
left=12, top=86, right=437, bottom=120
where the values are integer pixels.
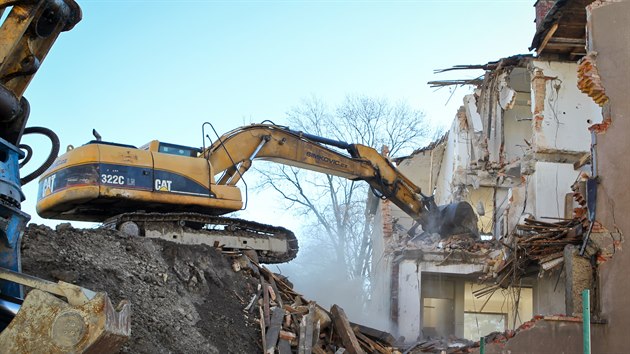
left=578, top=53, right=610, bottom=107
left=535, top=0, right=556, bottom=31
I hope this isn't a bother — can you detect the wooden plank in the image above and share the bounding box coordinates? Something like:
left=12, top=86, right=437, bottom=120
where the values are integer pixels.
left=265, top=269, right=284, bottom=307
left=546, top=42, right=586, bottom=48
left=304, top=304, right=316, bottom=350
left=354, top=330, right=392, bottom=354
left=278, top=339, right=292, bottom=354
left=298, top=315, right=308, bottom=354
left=574, top=153, right=591, bottom=169
left=349, top=322, right=396, bottom=346
left=265, top=307, right=285, bottom=354
left=259, top=305, right=267, bottom=352
left=279, top=330, right=296, bottom=341
left=549, top=37, right=586, bottom=44
left=537, top=23, right=559, bottom=55
left=262, top=278, right=270, bottom=324
left=312, top=346, right=327, bottom=354
left=313, top=316, right=321, bottom=349
left=331, top=305, right=364, bottom=354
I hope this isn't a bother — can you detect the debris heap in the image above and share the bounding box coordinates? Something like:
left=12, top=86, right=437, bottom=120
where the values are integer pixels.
left=480, top=217, right=584, bottom=292
left=20, top=223, right=403, bottom=353
left=22, top=223, right=263, bottom=354
left=243, top=256, right=399, bottom=353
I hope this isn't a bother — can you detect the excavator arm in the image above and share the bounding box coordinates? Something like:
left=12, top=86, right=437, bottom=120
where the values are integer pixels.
left=205, top=124, right=478, bottom=236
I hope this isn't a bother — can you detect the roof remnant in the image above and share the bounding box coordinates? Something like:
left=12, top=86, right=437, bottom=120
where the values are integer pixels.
left=529, top=0, right=594, bottom=59
left=392, top=133, right=448, bottom=164
left=428, top=55, right=533, bottom=88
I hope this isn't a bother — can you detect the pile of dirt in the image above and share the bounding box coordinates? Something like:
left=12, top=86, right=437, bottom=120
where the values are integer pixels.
left=21, top=223, right=261, bottom=354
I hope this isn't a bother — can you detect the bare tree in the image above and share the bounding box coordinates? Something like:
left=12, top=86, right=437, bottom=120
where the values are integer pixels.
left=258, top=95, right=434, bottom=283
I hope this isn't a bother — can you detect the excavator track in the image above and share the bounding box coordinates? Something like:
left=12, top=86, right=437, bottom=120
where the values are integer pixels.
left=102, top=212, right=299, bottom=264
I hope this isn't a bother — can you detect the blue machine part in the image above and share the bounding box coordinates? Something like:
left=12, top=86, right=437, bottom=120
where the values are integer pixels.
left=0, top=137, right=30, bottom=299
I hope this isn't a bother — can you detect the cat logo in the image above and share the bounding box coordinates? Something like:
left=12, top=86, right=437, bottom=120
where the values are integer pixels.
left=42, top=175, right=56, bottom=197
left=155, top=179, right=172, bottom=192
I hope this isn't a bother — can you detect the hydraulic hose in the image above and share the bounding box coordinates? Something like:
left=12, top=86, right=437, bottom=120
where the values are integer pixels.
left=19, top=126, right=60, bottom=185
left=17, top=144, right=32, bottom=168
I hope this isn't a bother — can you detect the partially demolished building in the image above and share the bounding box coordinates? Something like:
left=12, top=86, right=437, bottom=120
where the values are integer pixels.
left=369, top=1, right=630, bottom=352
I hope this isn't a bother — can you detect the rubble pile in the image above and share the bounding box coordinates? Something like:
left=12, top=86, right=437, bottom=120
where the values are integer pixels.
left=21, top=223, right=262, bottom=354
left=481, top=217, right=584, bottom=290
left=231, top=253, right=402, bottom=353
left=404, top=338, right=476, bottom=354
left=20, top=223, right=404, bottom=353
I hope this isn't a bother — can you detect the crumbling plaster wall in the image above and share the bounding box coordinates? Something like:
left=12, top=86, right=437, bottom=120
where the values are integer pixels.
left=532, top=268, right=566, bottom=316
left=503, top=92, right=533, bottom=162
left=434, top=118, right=473, bottom=205
left=391, top=143, right=447, bottom=230
left=369, top=203, right=395, bottom=332
left=584, top=1, right=630, bottom=352
left=529, top=60, right=598, bottom=154
left=398, top=260, right=422, bottom=342
left=465, top=284, right=534, bottom=333
left=533, top=161, right=580, bottom=219
left=395, top=260, right=485, bottom=343
left=467, top=187, right=494, bottom=235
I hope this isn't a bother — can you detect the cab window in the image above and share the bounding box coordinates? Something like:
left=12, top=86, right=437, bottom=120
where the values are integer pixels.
left=158, top=143, right=200, bottom=157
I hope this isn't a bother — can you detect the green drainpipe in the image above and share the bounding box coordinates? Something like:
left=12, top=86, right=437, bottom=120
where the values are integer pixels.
left=583, top=289, right=591, bottom=354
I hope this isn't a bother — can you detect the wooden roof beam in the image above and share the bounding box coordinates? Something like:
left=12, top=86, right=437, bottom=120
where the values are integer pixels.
left=537, top=23, right=559, bottom=55
left=549, top=37, right=586, bottom=44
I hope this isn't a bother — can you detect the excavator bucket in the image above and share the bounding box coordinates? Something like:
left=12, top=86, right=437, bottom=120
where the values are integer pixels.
left=435, top=201, right=479, bottom=237
left=419, top=196, right=480, bottom=238
left=0, top=269, right=130, bottom=353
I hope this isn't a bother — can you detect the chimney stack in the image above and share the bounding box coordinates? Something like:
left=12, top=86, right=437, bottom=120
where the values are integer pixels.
left=534, top=0, right=556, bottom=31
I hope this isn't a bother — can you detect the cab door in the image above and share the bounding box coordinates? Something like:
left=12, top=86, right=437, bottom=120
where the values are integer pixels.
left=151, top=143, right=211, bottom=197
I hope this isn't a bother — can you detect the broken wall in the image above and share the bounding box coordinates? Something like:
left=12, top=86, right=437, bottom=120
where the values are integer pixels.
left=530, top=60, right=598, bottom=154
left=584, top=0, right=630, bottom=352
left=391, top=142, right=447, bottom=230
left=464, top=283, right=534, bottom=338
left=368, top=201, right=395, bottom=333
left=533, top=161, right=580, bottom=219
left=532, top=268, right=566, bottom=316
left=434, top=117, right=474, bottom=205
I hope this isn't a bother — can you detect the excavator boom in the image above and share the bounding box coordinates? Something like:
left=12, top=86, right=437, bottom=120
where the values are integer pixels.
left=206, top=124, right=478, bottom=236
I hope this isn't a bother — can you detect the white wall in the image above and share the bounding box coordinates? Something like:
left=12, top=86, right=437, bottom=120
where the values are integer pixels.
left=368, top=202, right=395, bottom=332
left=533, top=268, right=566, bottom=315
left=533, top=161, right=579, bottom=219
left=503, top=92, right=533, bottom=161
left=530, top=60, right=599, bottom=153
left=398, top=260, right=421, bottom=342
left=435, top=118, right=473, bottom=205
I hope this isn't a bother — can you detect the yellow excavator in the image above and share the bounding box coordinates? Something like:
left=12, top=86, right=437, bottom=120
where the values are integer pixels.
left=0, top=0, right=130, bottom=352
left=36, top=123, right=479, bottom=263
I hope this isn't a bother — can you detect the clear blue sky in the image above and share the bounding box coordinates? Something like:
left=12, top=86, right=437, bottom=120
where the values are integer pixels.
left=20, top=0, right=536, bottom=226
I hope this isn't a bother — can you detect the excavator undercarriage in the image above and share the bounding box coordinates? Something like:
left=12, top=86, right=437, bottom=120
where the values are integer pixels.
left=103, top=212, right=299, bottom=264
